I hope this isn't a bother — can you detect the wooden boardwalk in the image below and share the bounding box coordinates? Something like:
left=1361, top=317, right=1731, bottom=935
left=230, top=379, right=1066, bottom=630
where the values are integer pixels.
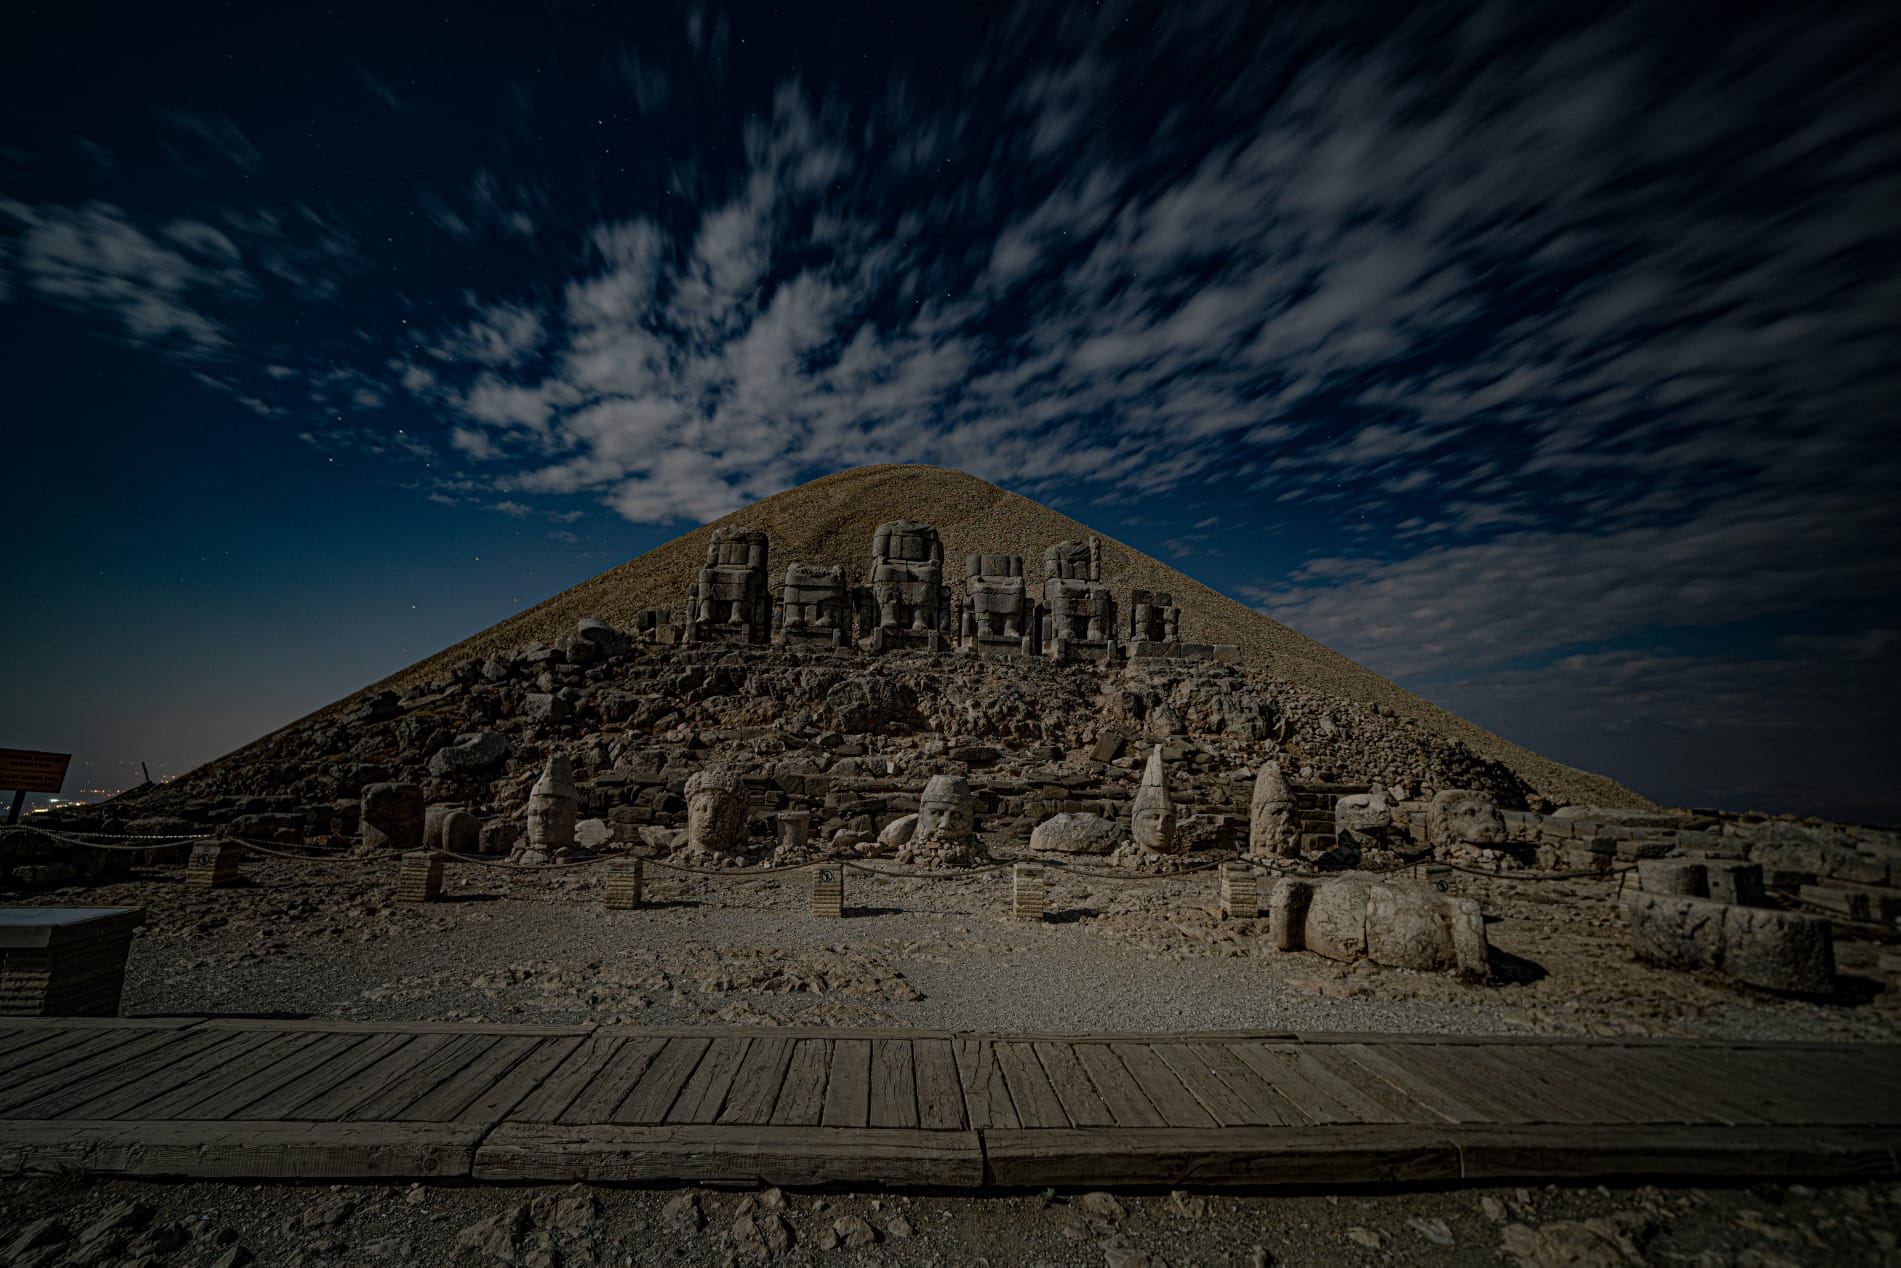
left=1, top=1018, right=1897, bottom=1188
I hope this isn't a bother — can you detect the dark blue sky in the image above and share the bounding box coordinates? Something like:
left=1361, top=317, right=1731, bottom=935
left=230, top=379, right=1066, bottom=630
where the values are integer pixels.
left=4, top=1, right=1898, bottom=821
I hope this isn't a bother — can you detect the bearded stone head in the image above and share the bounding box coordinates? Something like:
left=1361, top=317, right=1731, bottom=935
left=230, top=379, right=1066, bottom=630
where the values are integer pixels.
left=916, top=774, right=975, bottom=842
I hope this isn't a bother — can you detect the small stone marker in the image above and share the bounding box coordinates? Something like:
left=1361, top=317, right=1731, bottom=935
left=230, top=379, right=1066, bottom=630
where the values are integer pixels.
left=605, top=857, right=644, bottom=909
left=396, top=851, right=444, bottom=903
left=188, top=841, right=242, bottom=888
left=0, top=907, right=144, bottom=1016
left=1013, top=862, right=1046, bottom=920
left=1220, top=861, right=1258, bottom=919
left=777, top=810, right=811, bottom=853
left=811, top=863, right=844, bottom=917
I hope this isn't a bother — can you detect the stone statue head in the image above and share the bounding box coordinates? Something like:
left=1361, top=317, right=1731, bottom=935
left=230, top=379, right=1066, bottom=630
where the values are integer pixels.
left=1130, top=748, right=1177, bottom=852
left=684, top=767, right=747, bottom=853
left=916, top=774, right=975, bottom=841
left=1427, top=790, right=1507, bottom=847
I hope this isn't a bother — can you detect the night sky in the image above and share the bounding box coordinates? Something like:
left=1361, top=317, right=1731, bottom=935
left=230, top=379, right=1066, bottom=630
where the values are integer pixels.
left=3, top=2, right=1898, bottom=821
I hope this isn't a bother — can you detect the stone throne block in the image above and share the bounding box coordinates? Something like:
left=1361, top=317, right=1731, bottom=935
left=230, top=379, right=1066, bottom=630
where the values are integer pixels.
left=1041, top=538, right=1120, bottom=662
left=686, top=527, right=770, bottom=644
left=1128, top=588, right=1183, bottom=658
left=865, top=520, right=949, bottom=653
left=961, top=554, right=1033, bottom=655
left=776, top=562, right=853, bottom=649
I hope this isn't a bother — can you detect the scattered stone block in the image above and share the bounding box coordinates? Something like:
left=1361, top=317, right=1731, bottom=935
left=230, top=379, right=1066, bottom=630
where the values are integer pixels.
left=1266, top=872, right=1489, bottom=978
left=1626, top=891, right=1835, bottom=995
left=1029, top=812, right=1120, bottom=855
left=395, top=852, right=443, bottom=904
left=1703, top=860, right=1765, bottom=906
left=810, top=863, right=844, bottom=918
left=776, top=810, right=811, bottom=853
left=1013, top=862, right=1046, bottom=920
left=604, top=858, right=643, bottom=910
left=187, top=841, right=242, bottom=888
left=1638, top=858, right=1708, bottom=896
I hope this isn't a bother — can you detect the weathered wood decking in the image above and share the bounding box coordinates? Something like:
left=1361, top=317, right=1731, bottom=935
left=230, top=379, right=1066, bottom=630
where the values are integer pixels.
left=1, top=1018, right=1896, bottom=1188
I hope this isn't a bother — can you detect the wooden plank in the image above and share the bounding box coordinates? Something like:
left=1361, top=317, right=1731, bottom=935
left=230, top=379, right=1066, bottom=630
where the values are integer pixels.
left=718, top=1036, right=796, bottom=1126
left=593, top=1024, right=955, bottom=1041
left=913, top=1038, right=965, bottom=1131
left=1150, top=1042, right=1267, bottom=1127
left=1635, top=1047, right=1859, bottom=1125
left=510, top=1036, right=624, bottom=1123
left=1226, top=1043, right=1366, bottom=1125
left=462, top=1035, right=586, bottom=1124
left=1474, top=1045, right=1653, bottom=1125
left=0, top=1027, right=155, bottom=1102
left=769, top=1039, right=831, bottom=1127
left=1543, top=1045, right=1748, bottom=1125
left=347, top=1034, right=501, bottom=1122
left=1033, top=1042, right=1115, bottom=1128
left=995, top=1041, right=1069, bottom=1129
left=821, top=1038, right=871, bottom=1128
left=473, top=1123, right=984, bottom=1187
left=288, top=1034, right=446, bottom=1121
left=400, top=1037, right=539, bottom=1122
left=1283, top=1044, right=1447, bottom=1123
left=616, top=1037, right=711, bottom=1124
left=1110, top=1043, right=1216, bottom=1129
left=1190, top=1042, right=1311, bottom=1126
left=668, top=1037, right=752, bottom=1125
left=984, top=1125, right=1462, bottom=1188
left=1371, top=1045, right=1542, bottom=1122
left=237, top=1032, right=412, bottom=1120
left=160, top=1032, right=366, bottom=1122
left=56, top=1031, right=302, bottom=1121
left=0, top=1120, right=484, bottom=1180
left=0, top=1026, right=82, bottom=1062
left=1331, top=1043, right=1499, bottom=1124
left=560, top=1038, right=666, bottom=1125
left=0, top=1026, right=206, bottom=1115
left=952, top=1039, right=1018, bottom=1131
left=1072, top=1044, right=1165, bottom=1129
left=869, top=1039, right=918, bottom=1129
left=2, top=1029, right=242, bottom=1119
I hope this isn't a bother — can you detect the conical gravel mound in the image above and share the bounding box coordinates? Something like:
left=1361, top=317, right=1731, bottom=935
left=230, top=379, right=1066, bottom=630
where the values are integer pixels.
left=244, top=463, right=1649, bottom=808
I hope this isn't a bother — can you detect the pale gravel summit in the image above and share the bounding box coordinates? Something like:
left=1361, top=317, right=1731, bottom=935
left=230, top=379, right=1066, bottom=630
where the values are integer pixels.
left=214, top=463, right=1650, bottom=810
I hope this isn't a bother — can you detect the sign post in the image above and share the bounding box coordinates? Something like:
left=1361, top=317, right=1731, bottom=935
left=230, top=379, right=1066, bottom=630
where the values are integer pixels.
left=0, top=750, right=73, bottom=824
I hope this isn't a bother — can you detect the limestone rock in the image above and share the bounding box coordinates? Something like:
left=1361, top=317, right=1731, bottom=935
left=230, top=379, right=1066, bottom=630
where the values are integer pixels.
left=1030, top=812, right=1122, bottom=855
left=423, top=805, right=480, bottom=855
left=574, top=818, right=615, bottom=850
left=574, top=617, right=629, bottom=657
left=1248, top=761, right=1296, bottom=857
left=1426, top=789, right=1506, bottom=847
left=1302, top=873, right=1374, bottom=962
left=1130, top=747, right=1178, bottom=853
left=878, top=814, right=919, bottom=850
left=426, top=730, right=511, bottom=777
left=1271, top=872, right=1490, bottom=977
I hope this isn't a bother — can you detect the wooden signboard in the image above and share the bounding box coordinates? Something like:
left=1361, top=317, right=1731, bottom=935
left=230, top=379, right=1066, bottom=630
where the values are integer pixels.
left=0, top=749, right=70, bottom=794
left=0, top=749, right=71, bottom=825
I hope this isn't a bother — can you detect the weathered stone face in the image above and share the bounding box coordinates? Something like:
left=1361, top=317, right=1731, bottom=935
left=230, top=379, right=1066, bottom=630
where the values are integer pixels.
left=684, top=767, right=747, bottom=855
left=1248, top=760, right=1297, bottom=858
left=916, top=774, right=975, bottom=842
left=1129, top=748, right=1177, bottom=853
left=526, top=754, right=577, bottom=851
left=361, top=783, right=424, bottom=853
left=1427, top=789, right=1506, bottom=847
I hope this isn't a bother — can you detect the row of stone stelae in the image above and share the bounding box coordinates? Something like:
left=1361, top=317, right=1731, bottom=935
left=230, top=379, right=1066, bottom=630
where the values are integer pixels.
left=670, top=521, right=1189, bottom=657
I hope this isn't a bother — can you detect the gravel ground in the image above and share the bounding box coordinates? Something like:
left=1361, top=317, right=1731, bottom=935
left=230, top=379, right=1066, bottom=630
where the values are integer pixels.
left=3, top=1170, right=1899, bottom=1267
left=20, top=851, right=1886, bottom=1040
